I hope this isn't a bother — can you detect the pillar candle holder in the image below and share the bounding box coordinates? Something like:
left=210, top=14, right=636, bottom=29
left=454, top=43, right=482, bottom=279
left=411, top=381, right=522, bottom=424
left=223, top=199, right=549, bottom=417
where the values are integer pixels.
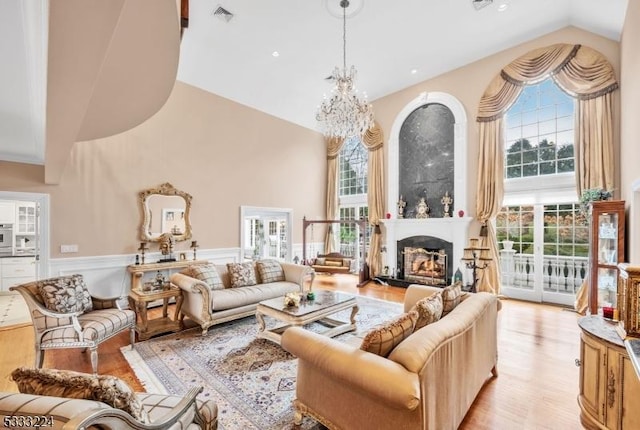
left=191, top=240, right=199, bottom=261
left=137, top=241, right=149, bottom=264
left=460, top=237, right=492, bottom=293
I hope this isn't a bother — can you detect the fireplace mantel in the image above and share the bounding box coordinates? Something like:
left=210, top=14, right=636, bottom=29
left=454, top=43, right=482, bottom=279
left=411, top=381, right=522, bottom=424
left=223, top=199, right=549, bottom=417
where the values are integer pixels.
left=379, top=217, right=473, bottom=279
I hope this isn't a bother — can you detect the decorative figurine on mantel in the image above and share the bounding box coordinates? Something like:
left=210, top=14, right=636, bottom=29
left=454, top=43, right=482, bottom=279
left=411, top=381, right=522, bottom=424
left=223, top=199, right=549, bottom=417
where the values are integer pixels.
left=416, top=197, right=430, bottom=219
left=397, top=195, right=407, bottom=218
left=441, top=191, right=453, bottom=217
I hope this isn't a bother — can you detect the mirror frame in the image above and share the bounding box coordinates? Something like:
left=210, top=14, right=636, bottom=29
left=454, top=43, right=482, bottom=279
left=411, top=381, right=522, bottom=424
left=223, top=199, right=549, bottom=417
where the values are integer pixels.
left=139, top=183, right=193, bottom=242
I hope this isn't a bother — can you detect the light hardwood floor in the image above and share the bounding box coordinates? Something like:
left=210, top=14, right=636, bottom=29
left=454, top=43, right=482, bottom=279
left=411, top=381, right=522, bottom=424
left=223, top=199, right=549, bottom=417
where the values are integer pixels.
left=0, top=274, right=584, bottom=429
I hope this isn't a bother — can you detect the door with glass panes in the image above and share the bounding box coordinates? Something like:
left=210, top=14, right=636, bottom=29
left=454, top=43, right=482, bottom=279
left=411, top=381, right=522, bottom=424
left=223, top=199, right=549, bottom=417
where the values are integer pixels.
left=498, top=76, right=584, bottom=306
left=496, top=203, right=589, bottom=305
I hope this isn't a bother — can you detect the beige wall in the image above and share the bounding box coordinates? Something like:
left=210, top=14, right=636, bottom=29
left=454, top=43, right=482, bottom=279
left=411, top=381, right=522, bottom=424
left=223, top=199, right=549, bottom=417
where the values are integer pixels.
left=0, top=81, right=326, bottom=258
left=620, top=1, right=640, bottom=263
left=372, top=26, right=620, bottom=219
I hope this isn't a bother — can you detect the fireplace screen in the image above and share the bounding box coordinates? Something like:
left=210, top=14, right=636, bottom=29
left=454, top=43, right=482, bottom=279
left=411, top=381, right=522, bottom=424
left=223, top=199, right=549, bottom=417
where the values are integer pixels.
left=403, top=247, right=447, bottom=285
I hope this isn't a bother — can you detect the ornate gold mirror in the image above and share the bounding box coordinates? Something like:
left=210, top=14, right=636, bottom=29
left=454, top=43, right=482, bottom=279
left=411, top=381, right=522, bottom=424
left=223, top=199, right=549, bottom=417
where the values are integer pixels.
left=139, top=183, right=192, bottom=242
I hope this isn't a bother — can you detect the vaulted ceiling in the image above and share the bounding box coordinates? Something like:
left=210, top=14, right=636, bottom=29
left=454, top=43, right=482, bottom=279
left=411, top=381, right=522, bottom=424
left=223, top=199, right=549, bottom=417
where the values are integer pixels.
left=0, top=0, right=629, bottom=173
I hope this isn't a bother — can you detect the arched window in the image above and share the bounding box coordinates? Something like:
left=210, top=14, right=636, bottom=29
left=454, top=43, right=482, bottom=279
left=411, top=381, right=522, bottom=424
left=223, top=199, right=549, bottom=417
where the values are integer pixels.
left=497, top=77, right=588, bottom=306
left=339, top=137, right=368, bottom=197
left=338, top=136, right=368, bottom=255
left=504, top=78, right=575, bottom=180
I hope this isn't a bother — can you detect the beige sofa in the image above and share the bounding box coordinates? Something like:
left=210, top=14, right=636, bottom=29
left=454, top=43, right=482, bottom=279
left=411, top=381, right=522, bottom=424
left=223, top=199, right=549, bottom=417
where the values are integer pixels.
left=281, top=284, right=499, bottom=430
left=170, top=262, right=314, bottom=335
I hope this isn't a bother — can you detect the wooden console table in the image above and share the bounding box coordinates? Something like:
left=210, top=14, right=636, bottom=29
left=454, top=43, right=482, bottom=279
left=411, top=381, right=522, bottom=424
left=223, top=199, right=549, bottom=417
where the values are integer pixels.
left=127, top=259, right=208, bottom=290
left=577, top=316, right=640, bottom=429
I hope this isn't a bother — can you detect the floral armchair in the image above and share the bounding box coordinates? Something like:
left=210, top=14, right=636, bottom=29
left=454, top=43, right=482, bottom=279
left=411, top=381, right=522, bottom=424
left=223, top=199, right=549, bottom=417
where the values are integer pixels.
left=10, top=275, right=135, bottom=374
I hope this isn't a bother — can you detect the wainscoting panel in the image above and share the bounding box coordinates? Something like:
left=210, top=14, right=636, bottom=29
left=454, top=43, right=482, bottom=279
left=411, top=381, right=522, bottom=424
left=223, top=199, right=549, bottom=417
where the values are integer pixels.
left=48, top=248, right=241, bottom=298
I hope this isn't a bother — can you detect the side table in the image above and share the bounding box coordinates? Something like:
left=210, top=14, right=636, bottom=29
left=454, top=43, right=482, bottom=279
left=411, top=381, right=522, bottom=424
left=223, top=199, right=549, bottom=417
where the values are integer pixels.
left=128, top=285, right=184, bottom=341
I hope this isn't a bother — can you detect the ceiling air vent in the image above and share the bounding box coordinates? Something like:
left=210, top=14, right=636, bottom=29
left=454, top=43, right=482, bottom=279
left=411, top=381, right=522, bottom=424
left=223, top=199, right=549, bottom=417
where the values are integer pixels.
left=213, top=5, right=234, bottom=23
left=472, top=0, right=493, bottom=10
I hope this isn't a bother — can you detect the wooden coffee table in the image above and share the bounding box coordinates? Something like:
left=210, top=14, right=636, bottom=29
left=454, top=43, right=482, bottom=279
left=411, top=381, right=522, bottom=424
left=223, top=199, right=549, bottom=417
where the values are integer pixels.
left=255, top=290, right=359, bottom=345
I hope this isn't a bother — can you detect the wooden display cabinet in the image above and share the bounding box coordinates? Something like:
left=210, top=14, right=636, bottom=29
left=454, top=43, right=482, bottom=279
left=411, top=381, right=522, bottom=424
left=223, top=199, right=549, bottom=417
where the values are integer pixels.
left=616, top=264, right=640, bottom=339
left=588, top=200, right=625, bottom=316
left=578, top=316, right=640, bottom=429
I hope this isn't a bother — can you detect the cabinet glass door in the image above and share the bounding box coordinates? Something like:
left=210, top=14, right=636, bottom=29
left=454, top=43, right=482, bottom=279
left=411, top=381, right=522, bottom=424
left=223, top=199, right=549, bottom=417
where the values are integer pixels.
left=596, top=212, right=618, bottom=310
left=16, top=204, right=36, bottom=234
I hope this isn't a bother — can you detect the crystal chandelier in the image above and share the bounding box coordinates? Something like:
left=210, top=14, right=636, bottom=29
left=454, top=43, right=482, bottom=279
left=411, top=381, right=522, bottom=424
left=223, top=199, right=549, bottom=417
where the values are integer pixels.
left=316, top=0, right=374, bottom=139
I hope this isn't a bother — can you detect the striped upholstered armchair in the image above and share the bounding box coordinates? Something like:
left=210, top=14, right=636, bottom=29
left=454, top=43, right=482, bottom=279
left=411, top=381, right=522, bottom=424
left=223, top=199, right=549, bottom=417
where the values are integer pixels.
left=10, top=275, right=135, bottom=374
left=1, top=367, right=218, bottom=429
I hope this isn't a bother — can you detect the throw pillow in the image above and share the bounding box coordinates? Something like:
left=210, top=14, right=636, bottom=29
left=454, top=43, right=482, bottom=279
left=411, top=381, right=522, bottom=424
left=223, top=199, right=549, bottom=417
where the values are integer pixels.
left=227, top=262, right=258, bottom=288
left=189, top=264, right=224, bottom=290
left=37, top=274, right=93, bottom=314
left=360, top=311, right=418, bottom=357
left=411, top=292, right=443, bottom=330
left=11, top=367, right=149, bottom=423
left=441, top=281, right=463, bottom=317
left=314, top=257, right=326, bottom=266
left=325, top=260, right=343, bottom=267
left=256, top=260, right=285, bottom=283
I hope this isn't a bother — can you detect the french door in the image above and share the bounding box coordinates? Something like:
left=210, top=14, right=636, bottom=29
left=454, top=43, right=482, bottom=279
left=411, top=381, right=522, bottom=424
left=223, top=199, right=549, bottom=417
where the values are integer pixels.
left=496, top=202, right=589, bottom=306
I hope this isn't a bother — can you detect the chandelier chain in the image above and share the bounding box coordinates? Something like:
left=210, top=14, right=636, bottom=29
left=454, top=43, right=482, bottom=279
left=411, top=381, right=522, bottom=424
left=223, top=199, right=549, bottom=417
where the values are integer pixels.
left=342, top=1, right=347, bottom=72
left=316, top=0, right=374, bottom=139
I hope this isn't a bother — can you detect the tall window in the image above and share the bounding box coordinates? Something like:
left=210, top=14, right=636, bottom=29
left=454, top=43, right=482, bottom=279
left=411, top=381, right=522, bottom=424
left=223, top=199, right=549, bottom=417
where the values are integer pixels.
left=497, top=77, right=584, bottom=306
left=338, top=136, right=368, bottom=257
left=339, top=137, right=368, bottom=196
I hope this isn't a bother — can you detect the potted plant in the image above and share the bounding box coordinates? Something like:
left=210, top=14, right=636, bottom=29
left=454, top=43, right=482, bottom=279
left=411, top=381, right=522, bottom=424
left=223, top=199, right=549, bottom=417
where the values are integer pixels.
left=580, top=188, right=613, bottom=218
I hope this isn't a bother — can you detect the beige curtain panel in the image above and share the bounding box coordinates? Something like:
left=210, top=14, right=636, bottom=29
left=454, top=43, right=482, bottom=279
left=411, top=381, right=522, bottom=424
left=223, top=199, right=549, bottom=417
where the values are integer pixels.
left=362, top=123, right=385, bottom=278
left=475, top=119, right=505, bottom=294
left=575, top=92, right=615, bottom=196
left=476, top=43, right=618, bottom=299
left=324, top=136, right=344, bottom=254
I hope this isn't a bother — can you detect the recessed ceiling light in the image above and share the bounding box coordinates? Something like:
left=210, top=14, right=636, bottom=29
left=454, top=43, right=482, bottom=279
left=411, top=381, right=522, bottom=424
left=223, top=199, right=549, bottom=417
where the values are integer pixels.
left=272, top=51, right=280, bottom=57
left=497, top=3, right=509, bottom=11
left=411, top=69, right=418, bottom=75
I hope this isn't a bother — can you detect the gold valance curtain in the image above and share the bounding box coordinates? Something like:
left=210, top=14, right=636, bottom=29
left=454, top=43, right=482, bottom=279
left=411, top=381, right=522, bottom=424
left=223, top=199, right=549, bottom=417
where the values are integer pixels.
left=476, top=43, right=618, bottom=295
left=362, top=123, right=385, bottom=278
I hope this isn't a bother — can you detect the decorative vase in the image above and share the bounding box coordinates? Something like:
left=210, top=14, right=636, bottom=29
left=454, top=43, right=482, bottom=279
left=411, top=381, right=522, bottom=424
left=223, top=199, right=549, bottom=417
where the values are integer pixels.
left=502, top=240, right=514, bottom=251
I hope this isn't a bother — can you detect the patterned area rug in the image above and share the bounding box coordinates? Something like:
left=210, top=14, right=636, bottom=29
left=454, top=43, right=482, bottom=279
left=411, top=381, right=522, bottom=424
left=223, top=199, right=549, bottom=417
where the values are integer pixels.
left=0, top=292, right=31, bottom=330
left=121, top=295, right=402, bottom=430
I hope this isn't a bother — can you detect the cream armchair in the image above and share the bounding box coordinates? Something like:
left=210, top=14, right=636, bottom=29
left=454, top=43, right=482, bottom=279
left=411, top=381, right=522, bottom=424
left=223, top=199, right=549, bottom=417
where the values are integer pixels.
left=10, top=275, right=135, bottom=374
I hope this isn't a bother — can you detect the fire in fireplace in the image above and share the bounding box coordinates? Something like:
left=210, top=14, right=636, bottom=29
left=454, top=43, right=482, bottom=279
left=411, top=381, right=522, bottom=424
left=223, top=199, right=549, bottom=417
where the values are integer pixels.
left=403, top=247, right=447, bottom=285
left=396, top=235, right=453, bottom=285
